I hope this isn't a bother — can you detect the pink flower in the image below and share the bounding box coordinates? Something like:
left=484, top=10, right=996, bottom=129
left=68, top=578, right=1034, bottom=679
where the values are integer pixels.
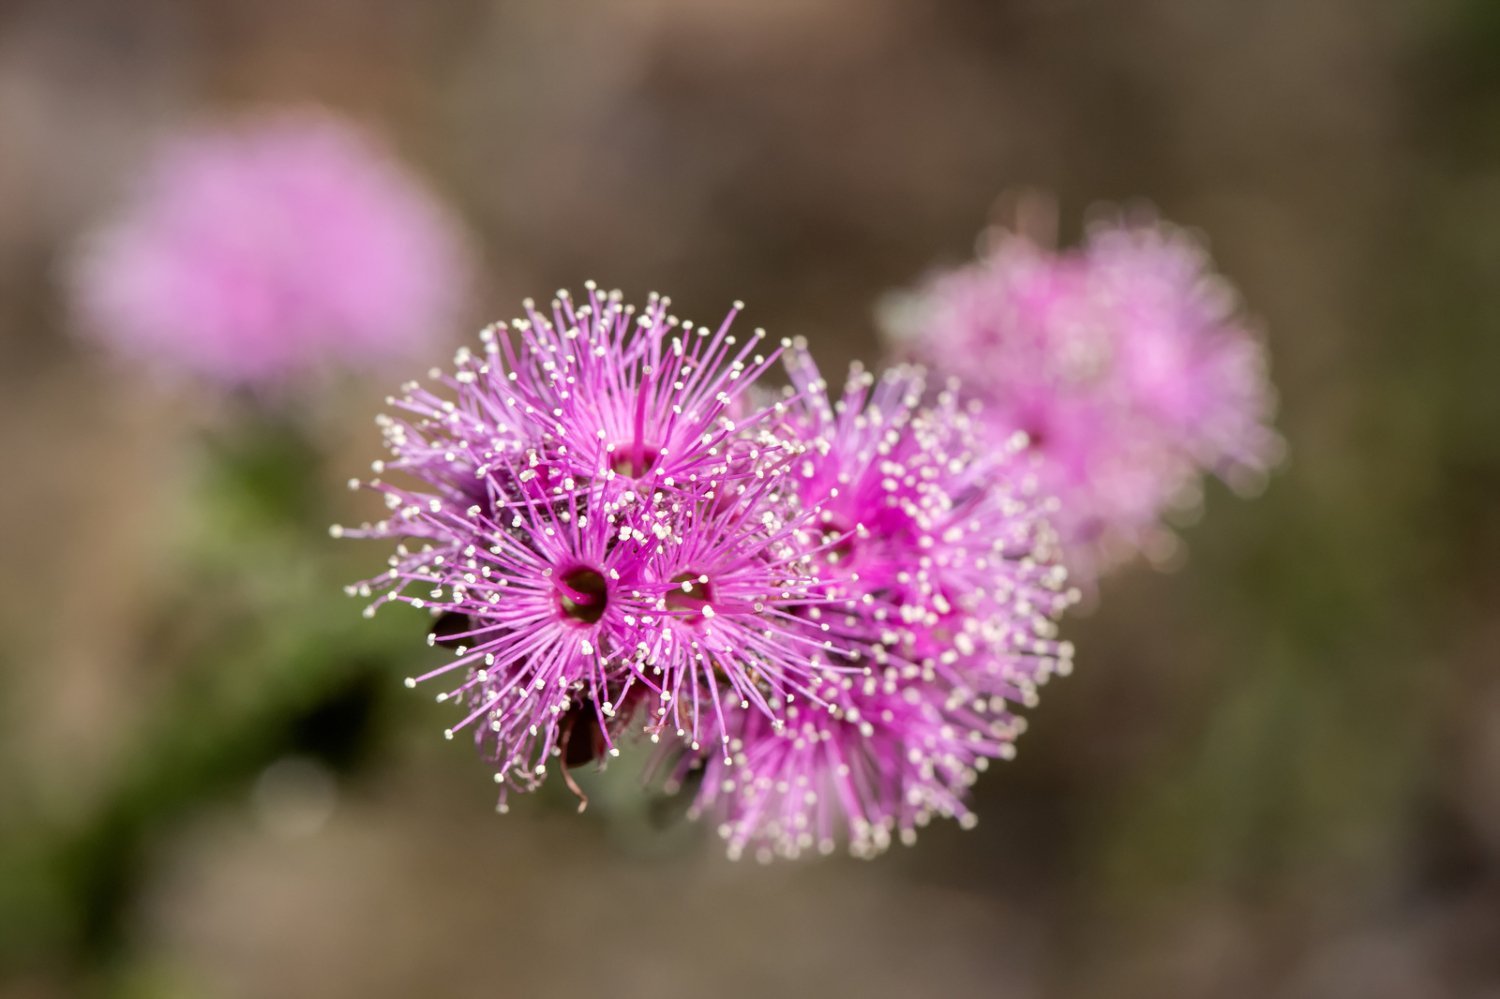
left=669, top=349, right=1075, bottom=859
left=69, top=108, right=473, bottom=388
left=887, top=209, right=1281, bottom=581
left=339, top=288, right=858, bottom=809
left=342, top=290, right=1079, bottom=842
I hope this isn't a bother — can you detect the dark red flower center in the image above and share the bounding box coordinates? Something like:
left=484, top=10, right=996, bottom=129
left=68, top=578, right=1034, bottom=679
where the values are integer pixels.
left=610, top=445, right=661, bottom=479
left=555, top=566, right=609, bottom=625
left=666, top=572, right=714, bottom=624
left=816, top=512, right=859, bottom=565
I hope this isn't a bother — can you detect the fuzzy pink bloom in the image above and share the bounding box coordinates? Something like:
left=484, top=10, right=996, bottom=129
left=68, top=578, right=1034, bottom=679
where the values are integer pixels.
left=1084, top=221, right=1281, bottom=481
left=339, top=288, right=861, bottom=809
left=887, top=210, right=1281, bottom=581
left=342, top=290, right=1080, bottom=841
left=69, top=108, right=472, bottom=388
left=669, top=349, right=1075, bottom=859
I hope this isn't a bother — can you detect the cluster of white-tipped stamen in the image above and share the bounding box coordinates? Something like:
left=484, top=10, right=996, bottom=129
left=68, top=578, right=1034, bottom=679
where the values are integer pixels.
left=339, top=287, right=1077, bottom=854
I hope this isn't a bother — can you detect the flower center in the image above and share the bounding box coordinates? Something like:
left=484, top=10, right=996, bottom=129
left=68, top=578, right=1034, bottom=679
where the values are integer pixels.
left=666, top=572, right=714, bottom=624
left=1015, top=406, right=1052, bottom=451
left=610, top=443, right=661, bottom=479
left=555, top=566, right=609, bottom=625
left=817, top=513, right=858, bottom=565
left=1021, top=421, right=1048, bottom=450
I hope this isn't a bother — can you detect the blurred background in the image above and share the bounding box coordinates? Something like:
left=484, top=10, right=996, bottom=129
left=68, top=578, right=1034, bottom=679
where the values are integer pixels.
left=3, top=0, right=1499, bottom=996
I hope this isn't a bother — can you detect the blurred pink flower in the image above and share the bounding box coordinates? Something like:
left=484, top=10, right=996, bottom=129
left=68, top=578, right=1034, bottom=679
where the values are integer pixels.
left=69, top=108, right=473, bottom=388
left=885, top=209, right=1282, bottom=582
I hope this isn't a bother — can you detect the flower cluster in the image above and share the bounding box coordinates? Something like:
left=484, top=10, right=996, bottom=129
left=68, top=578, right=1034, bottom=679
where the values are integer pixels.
left=341, top=286, right=1075, bottom=858
left=678, top=349, right=1075, bottom=859
left=884, top=211, right=1282, bottom=582
left=69, top=107, right=472, bottom=389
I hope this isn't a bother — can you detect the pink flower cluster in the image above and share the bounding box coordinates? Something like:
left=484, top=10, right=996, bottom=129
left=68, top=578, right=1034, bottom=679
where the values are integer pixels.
left=340, top=286, right=1076, bottom=859
left=69, top=109, right=472, bottom=389
left=885, top=213, right=1281, bottom=582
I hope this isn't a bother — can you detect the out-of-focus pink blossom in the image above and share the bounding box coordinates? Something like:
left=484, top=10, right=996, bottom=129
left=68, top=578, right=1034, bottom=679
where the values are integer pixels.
left=886, top=209, right=1281, bottom=582
left=69, top=108, right=473, bottom=388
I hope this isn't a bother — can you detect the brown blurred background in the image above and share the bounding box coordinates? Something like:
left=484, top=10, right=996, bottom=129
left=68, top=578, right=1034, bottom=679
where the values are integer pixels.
left=4, top=1, right=1500, bottom=997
